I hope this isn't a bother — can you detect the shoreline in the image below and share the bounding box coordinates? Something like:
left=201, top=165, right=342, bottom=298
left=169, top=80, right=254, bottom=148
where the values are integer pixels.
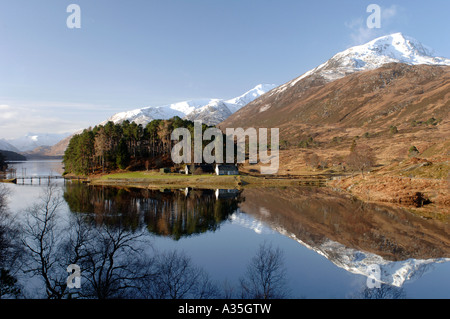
left=62, top=169, right=450, bottom=220
left=85, top=171, right=329, bottom=189
left=328, top=174, right=449, bottom=219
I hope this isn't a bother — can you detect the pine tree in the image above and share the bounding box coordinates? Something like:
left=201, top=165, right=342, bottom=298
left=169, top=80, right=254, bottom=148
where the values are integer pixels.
left=116, top=138, right=130, bottom=170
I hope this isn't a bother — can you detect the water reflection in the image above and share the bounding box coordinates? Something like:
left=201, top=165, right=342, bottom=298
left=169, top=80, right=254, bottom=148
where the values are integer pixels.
left=64, top=183, right=243, bottom=240
left=0, top=183, right=288, bottom=299
left=5, top=160, right=64, bottom=178
left=3, top=177, right=450, bottom=299
left=238, top=187, right=450, bottom=289
left=352, top=284, right=406, bottom=299
left=63, top=184, right=450, bottom=290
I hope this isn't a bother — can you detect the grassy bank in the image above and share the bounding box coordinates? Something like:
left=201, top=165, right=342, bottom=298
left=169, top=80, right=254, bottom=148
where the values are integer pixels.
left=87, top=170, right=327, bottom=189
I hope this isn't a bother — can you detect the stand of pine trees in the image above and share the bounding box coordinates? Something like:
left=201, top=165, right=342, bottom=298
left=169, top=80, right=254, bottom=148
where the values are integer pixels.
left=63, top=117, right=209, bottom=176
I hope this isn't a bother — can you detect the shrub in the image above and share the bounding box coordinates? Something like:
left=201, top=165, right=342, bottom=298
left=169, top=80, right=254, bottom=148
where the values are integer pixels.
left=426, top=118, right=438, bottom=126
left=332, top=136, right=344, bottom=144
left=298, top=136, right=315, bottom=148
left=304, top=153, right=320, bottom=169
left=408, top=146, right=420, bottom=157
left=389, top=125, right=398, bottom=136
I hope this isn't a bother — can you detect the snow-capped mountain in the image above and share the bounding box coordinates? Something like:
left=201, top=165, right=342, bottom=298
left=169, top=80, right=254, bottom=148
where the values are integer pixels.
left=102, top=84, right=277, bottom=126
left=0, top=139, right=21, bottom=152
left=271, top=32, right=450, bottom=94
left=6, top=132, right=72, bottom=152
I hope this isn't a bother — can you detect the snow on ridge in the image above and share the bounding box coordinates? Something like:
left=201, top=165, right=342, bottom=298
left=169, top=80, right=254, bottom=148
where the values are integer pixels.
left=271, top=33, right=450, bottom=95
left=102, top=84, right=277, bottom=127
left=229, top=211, right=275, bottom=235
left=283, top=230, right=450, bottom=288
left=229, top=204, right=450, bottom=288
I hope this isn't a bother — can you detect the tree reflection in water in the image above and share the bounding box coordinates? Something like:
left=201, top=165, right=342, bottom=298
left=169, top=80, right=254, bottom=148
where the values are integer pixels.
left=352, top=284, right=406, bottom=299
left=63, top=183, right=242, bottom=240
left=1, top=183, right=293, bottom=299
left=4, top=183, right=444, bottom=299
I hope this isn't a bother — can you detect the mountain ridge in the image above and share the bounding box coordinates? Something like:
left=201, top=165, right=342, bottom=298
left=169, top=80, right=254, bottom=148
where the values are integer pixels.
left=26, top=84, right=276, bottom=157
left=268, top=32, right=450, bottom=97
left=102, top=83, right=277, bottom=127
left=219, top=33, right=450, bottom=143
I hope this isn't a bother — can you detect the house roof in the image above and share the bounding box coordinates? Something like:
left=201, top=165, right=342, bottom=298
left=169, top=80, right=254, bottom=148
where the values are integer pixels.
left=216, top=164, right=238, bottom=170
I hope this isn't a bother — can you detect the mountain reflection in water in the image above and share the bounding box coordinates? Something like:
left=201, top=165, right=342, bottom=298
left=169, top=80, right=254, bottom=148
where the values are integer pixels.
left=238, top=187, right=450, bottom=287
left=63, top=183, right=450, bottom=291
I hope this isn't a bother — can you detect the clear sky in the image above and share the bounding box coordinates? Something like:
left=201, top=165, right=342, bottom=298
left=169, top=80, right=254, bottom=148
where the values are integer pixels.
left=0, top=0, right=449, bottom=139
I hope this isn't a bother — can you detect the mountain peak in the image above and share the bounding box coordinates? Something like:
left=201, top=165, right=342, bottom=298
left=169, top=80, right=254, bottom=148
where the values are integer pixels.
left=103, top=84, right=277, bottom=127
left=275, top=33, right=450, bottom=90
left=352, top=32, right=437, bottom=63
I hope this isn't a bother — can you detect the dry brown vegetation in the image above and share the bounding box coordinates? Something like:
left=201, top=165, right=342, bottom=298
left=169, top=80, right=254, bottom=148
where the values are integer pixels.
left=221, top=63, right=449, bottom=216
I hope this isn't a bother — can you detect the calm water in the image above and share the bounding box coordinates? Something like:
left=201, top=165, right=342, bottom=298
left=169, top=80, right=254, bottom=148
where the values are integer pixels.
left=1, top=160, right=450, bottom=299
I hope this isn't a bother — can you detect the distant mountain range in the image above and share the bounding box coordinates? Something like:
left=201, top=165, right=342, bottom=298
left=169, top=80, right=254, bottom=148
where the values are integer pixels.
left=0, top=133, right=71, bottom=153
left=0, top=139, right=20, bottom=153
left=102, top=83, right=277, bottom=126
left=1, top=85, right=276, bottom=157
left=8, top=32, right=449, bottom=158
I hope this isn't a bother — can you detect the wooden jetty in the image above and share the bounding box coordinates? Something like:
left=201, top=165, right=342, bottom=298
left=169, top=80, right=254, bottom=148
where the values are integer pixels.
left=0, top=178, right=17, bottom=184
left=4, top=175, right=66, bottom=185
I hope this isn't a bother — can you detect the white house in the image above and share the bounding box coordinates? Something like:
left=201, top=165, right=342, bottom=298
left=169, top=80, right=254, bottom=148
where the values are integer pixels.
left=215, top=164, right=239, bottom=176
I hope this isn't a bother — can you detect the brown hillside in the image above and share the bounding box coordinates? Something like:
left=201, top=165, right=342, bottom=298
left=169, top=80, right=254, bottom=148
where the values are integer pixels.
left=25, top=135, right=72, bottom=157
left=220, top=63, right=449, bottom=213
left=239, top=187, right=450, bottom=261
left=219, top=63, right=449, bottom=146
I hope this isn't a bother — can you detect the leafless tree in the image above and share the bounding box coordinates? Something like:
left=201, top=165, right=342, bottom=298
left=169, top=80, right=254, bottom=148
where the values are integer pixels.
left=221, top=279, right=236, bottom=299
left=0, top=185, right=22, bottom=298
left=304, top=153, right=320, bottom=169
left=0, top=185, right=11, bottom=264
left=346, top=143, right=376, bottom=177
left=80, top=224, right=150, bottom=299
left=20, top=184, right=68, bottom=299
left=355, top=284, right=406, bottom=299
left=239, top=241, right=289, bottom=299
left=138, top=249, right=219, bottom=299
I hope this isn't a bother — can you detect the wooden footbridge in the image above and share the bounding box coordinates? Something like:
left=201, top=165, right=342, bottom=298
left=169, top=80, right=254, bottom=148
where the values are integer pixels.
left=2, top=175, right=66, bottom=185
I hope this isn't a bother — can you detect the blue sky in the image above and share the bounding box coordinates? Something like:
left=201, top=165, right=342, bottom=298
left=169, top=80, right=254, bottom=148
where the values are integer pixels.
left=0, top=0, right=449, bottom=139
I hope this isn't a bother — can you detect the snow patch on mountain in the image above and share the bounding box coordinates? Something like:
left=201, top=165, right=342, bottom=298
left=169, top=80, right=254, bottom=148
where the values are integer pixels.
left=278, top=228, right=450, bottom=288
left=272, top=33, right=450, bottom=95
left=4, top=133, right=71, bottom=152
left=230, top=211, right=275, bottom=235
left=103, top=84, right=277, bottom=127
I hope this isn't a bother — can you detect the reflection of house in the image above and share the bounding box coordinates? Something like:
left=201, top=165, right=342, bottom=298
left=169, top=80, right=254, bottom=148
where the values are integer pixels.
left=215, top=189, right=240, bottom=200
left=185, top=164, right=215, bottom=175
left=215, top=164, right=239, bottom=176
